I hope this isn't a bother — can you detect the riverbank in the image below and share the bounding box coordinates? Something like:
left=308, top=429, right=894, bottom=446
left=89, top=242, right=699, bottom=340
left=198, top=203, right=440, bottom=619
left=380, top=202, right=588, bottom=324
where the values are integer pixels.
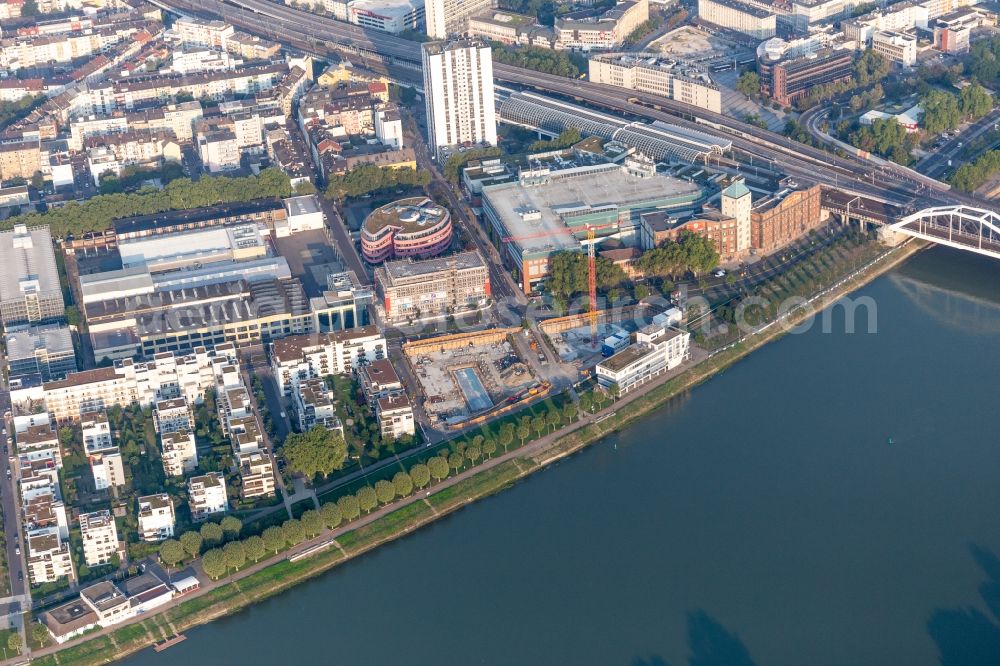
left=27, top=238, right=928, bottom=666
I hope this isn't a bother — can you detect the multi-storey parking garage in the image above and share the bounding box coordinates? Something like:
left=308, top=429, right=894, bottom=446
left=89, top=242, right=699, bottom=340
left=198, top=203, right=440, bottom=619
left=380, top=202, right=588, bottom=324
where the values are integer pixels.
left=497, top=91, right=731, bottom=164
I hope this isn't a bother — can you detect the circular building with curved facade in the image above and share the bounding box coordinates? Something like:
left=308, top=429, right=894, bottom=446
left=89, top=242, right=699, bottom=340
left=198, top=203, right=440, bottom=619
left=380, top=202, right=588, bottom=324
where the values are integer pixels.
left=361, top=197, right=453, bottom=264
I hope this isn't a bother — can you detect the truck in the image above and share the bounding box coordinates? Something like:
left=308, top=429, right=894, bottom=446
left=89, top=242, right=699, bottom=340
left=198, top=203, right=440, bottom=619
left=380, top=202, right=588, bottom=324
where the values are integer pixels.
left=602, top=332, right=630, bottom=357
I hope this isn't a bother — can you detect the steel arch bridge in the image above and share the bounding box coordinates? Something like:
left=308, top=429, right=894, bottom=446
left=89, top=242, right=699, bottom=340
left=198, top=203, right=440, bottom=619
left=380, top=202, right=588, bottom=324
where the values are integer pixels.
left=890, top=206, right=1000, bottom=259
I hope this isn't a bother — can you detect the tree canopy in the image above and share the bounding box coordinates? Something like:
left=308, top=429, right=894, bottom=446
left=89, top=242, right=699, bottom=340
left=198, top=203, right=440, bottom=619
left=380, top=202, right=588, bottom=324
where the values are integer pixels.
left=547, top=250, right=627, bottom=300
left=0, top=168, right=292, bottom=238
left=922, top=89, right=962, bottom=135
left=323, top=164, right=430, bottom=200
left=280, top=426, right=348, bottom=479
left=490, top=42, right=586, bottom=78
left=736, top=71, right=760, bottom=98
left=635, top=231, right=720, bottom=278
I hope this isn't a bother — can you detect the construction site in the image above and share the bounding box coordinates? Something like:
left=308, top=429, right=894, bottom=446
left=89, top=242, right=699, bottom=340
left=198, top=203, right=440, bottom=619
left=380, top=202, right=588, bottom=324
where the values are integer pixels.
left=403, top=329, right=541, bottom=428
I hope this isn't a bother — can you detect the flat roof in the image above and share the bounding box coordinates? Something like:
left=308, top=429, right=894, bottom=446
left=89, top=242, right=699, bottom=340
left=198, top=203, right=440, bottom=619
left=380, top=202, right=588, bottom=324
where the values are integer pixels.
left=600, top=343, right=655, bottom=373
left=484, top=165, right=701, bottom=256
left=111, top=199, right=283, bottom=236
left=4, top=323, right=73, bottom=360
left=381, top=250, right=485, bottom=281
left=0, top=225, right=61, bottom=305
left=284, top=194, right=321, bottom=217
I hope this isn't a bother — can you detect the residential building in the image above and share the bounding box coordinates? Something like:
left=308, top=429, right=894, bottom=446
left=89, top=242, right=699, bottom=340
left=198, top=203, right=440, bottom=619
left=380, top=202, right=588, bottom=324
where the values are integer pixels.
left=12, top=345, right=239, bottom=422
left=376, top=394, right=416, bottom=440
left=79, top=510, right=121, bottom=567
left=422, top=38, right=497, bottom=158
left=349, top=0, right=425, bottom=33
left=292, top=377, right=343, bottom=433
left=361, top=197, right=453, bottom=264
left=596, top=324, right=690, bottom=395
left=188, top=472, right=228, bottom=521
left=872, top=30, right=918, bottom=66
left=357, top=358, right=404, bottom=407
left=238, top=451, right=276, bottom=499
left=173, top=17, right=235, bottom=50
left=197, top=127, right=241, bottom=172
left=27, top=530, right=75, bottom=584
left=588, top=53, right=722, bottom=114
left=425, top=0, right=493, bottom=38
left=555, top=0, right=650, bottom=50
left=467, top=11, right=555, bottom=48
left=0, top=223, right=64, bottom=326
left=271, top=326, right=387, bottom=394
left=375, top=107, right=404, bottom=150
left=137, top=494, right=175, bottom=541
left=0, top=140, right=41, bottom=180
left=374, top=251, right=490, bottom=322
left=16, top=423, right=62, bottom=469
left=697, top=0, right=775, bottom=39
left=4, top=323, right=76, bottom=386
left=154, top=397, right=193, bottom=433
left=161, top=430, right=198, bottom=476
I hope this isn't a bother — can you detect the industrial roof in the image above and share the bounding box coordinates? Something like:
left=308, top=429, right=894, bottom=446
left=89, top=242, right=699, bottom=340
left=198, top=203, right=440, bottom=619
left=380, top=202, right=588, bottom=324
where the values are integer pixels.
left=0, top=224, right=61, bottom=305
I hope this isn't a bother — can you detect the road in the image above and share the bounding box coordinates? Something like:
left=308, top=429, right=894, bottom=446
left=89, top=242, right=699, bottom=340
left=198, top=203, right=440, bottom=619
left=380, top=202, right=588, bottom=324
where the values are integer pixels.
left=316, top=195, right=371, bottom=285
left=151, top=0, right=985, bottom=213
left=916, top=107, right=1000, bottom=179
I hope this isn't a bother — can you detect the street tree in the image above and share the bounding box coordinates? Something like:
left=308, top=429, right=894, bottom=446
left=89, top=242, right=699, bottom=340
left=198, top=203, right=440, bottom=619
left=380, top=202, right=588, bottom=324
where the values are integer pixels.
left=300, top=509, right=324, bottom=536
left=483, top=438, right=497, bottom=459
left=410, top=463, right=431, bottom=489
left=244, top=535, right=266, bottom=563
left=220, top=515, right=243, bottom=540
left=736, top=70, right=760, bottom=98
left=200, top=522, right=224, bottom=548
left=8, top=631, right=21, bottom=652
left=262, top=526, right=285, bottom=553
left=282, top=518, right=306, bottom=545
left=202, top=549, right=227, bottom=579
left=180, top=531, right=203, bottom=558
left=280, top=426, right=348, bottom=479
left=320, top=501, right=343, bottom=529
left=31, top=623, right=47, bottom=648
left=579, top=392, right=593, bottom=415
left=465, top=443, right=482, bottom=467
left=546, top=410, right=561, bottom=433
left=516, top=423, right=531, bottom=446
left=223, top=541, right=246, bottom=571
left=159, top=539, right=185, bottom=568
left=357, top=486, right=378, bottom=513
left=563, top=402, right=578, bottom=423
left=448, top=451, right=464, bottom=473
left=338, top=494, right=361, bottom=521
left=499, top=427, right=515, bottom=452
left=375, top=479, right=396, bottom=505
left=393, top=471, right=413, bottom=497
left=531, top=415, right=546, bottom=439
left=428, top=456, right=449, bottom=483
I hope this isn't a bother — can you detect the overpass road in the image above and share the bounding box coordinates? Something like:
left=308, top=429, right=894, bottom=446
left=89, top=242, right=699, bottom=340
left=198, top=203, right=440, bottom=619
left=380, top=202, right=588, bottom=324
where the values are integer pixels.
left=152, top=0, right=997, bottom=213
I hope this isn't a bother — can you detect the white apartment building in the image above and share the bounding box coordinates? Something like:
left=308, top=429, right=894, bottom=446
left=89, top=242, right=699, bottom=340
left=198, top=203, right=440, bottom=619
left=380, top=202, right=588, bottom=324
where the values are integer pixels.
left=137, top=494, right=176, bottom=542
left=173, top=17, right=235, bottom=50
left=697, top=0, right=777, bottom=39
left=238, top=451, right=276, bottom=499
left=188, top=473, right=228, bottom=522
left=27, top=530, right=75, bottom=584
left=89, top=447, right=125, bottom=492
left=79, top=510, right=121, bottom=567
left=161, top=430, right=198, bottom=477
left=12, top=344, right=239, bottom=422
left=596, top=325, right=691, bottom=395
left=154, top=397, right=193, bottom=433
left=376, top=394, right=416, bottom=440
left=271, top=326, right=387, bottom=395
left=198, top=128, right=241, bottom=172
left=422, top=38, right=497, bottom=158
left=425, top=0, right=493, bottom=39
left=16, top=423, right=63, bottom=469
left=588, top=54, right=722, bottom=114
left=293, top=377, right=343, bottom=433
left=872, top=29, right=918, bottom=66
left=375, top=107, right=404, bottom=150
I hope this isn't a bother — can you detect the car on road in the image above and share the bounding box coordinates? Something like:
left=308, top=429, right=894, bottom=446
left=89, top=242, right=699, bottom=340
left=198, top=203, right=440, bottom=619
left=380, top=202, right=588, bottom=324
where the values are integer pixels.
left=14, top=546, right=19, bottom=555
left=17, top=571, right=22, bottom=581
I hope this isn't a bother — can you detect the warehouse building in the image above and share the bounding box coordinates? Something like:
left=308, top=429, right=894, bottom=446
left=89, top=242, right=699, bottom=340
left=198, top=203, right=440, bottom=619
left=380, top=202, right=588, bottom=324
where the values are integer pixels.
left=0, top=224, right=64, bottom=326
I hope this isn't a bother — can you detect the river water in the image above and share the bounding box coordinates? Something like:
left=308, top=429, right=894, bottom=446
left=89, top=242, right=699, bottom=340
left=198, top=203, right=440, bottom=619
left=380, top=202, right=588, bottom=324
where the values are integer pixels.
left=124, top=247, right=1000, bottom=666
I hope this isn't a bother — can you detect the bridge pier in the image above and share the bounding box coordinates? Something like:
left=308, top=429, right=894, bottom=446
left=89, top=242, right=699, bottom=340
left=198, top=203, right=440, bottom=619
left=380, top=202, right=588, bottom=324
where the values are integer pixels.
left=877, top=225, right=905, bottom=246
